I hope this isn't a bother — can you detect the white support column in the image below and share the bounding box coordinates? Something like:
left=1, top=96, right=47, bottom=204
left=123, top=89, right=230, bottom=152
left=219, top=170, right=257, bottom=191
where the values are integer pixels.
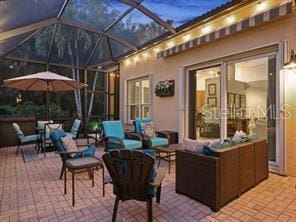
left=178, top=66, right=185, bottom=142
left=123, top=80, right=128, bottom=123
left=220, top=62, right=228, bottom=139
left=276, top=41, right=288, bottom=175
left=149, top=74, right=154, bottom=120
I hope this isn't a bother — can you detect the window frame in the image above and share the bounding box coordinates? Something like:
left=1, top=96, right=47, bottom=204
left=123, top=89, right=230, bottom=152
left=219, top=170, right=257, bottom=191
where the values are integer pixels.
left=126, top=76, right=151, bottom=123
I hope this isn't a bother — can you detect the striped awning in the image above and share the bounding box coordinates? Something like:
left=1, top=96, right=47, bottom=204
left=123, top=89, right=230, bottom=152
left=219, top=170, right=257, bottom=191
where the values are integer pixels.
left=157, top=2, right=292, bottom=59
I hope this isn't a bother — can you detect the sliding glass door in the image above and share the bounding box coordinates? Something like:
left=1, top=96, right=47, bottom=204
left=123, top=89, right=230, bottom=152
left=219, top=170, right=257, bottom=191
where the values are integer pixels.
left=226, top=55, right=277, bottom=162
left=188, top=66, right=221, bottom=139
left=187, top=52, right=282, bottom=171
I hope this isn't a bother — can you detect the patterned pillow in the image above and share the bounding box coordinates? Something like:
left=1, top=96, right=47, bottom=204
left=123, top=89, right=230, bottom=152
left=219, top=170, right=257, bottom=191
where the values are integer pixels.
left=61, top=135, right=79, bottom=152
left=140, top=122, right=155, bottom=138
left=183, top=138, right=210, bottom=152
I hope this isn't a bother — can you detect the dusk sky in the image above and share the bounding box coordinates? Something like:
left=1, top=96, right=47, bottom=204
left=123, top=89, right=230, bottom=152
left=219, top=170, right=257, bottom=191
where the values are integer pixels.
left=142, top=0, right=230, bottom=27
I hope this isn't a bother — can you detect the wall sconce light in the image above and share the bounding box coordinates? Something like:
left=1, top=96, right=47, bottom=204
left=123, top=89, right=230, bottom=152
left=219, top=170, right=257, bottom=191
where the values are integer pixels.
left=284, top=50, right=296, bottom=70
left=283, top=0, right=296, bottom=70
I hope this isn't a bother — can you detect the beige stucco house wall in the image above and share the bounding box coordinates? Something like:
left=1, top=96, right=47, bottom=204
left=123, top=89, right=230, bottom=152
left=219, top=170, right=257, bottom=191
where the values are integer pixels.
left=119, top=1, right=296, bottom=176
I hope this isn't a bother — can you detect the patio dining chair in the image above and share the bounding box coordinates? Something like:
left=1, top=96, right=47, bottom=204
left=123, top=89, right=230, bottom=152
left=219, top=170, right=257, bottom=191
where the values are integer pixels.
left=134, top=119, right=169, bottom=149
left=50, top=128, right=96, bottom=180
left=102, top=120, right=142, bottom=151
left=102, top=149, right=165, bottom=222
left=12, top=123, right=41, bottom=156
left=65, top=118, right=81, bottom=142
left=42, top=123, right=63, bottom=157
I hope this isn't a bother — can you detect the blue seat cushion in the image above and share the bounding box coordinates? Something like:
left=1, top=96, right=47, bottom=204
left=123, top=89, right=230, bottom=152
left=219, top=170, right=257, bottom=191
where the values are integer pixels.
left=151, top=137, right=168, bottom=147
left=74, top=147, right=96, bottom=158
left=21, top=134, right=40, bottom=143
left=103, top=121, right=125, bottom=139
left=123, top=139, right=142, bottom=150
left=135, top=118, right=152, bottom=134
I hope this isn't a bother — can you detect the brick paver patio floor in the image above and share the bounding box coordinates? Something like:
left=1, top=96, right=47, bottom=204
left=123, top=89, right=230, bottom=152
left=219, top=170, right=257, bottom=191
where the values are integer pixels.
left=0, top=143, right=296, bottom=222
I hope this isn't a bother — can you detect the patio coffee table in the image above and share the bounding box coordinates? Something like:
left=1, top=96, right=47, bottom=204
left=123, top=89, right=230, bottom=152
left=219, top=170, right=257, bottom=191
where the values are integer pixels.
left=64, top=156, right=105, bottom=206
left=153, top=144, right=182, bottom=174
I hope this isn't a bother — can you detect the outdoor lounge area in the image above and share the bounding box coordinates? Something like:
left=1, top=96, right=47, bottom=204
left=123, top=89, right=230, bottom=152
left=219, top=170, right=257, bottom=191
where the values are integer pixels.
left=1, top=144, right=296, bottom=221
left=1, top=0, right=296, bottom=221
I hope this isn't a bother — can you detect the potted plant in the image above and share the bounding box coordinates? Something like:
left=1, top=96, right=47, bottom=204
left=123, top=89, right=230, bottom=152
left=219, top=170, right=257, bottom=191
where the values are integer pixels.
left=155, top=80, right=174, bottom=97
left=87, top=120, right=103, bottom=133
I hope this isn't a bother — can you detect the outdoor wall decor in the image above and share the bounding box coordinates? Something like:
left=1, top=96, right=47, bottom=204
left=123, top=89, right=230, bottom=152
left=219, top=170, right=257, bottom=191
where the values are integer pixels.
left=155, top=80, right=174, bottom=97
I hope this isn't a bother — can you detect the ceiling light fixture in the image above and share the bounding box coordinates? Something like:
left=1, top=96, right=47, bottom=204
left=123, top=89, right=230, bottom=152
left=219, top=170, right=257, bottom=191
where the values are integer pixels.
left=125, top=59, right=131, bottom=66
left=153, top=48, right=160, bottom=53
left=201, top=25, right=212, bottom=34
left=182, top=34, right=191, bottom=42
left=166, top=42, right=175, bottom=48
left=256, top=1, right=268, bottom=12
left=226, top=15, right=236, bottom=25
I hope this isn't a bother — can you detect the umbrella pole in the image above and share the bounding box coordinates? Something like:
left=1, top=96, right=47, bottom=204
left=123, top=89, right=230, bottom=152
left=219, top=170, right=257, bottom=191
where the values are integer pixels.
left=46, top=82, right=50, bottom=121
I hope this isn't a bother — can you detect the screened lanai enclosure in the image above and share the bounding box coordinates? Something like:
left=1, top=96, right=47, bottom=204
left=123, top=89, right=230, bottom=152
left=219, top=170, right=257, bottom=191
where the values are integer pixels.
left=0, top=0, right=230, bottom=143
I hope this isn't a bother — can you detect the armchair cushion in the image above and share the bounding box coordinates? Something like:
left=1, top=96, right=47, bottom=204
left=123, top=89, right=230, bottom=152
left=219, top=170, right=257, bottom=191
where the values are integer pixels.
left=66, top=132, right=76, bottom=139
left=135, top=118, right=152, bottom=134
left=50, top=129, right=67, bottom=160
left=61, top=135, right=79, bottom=152
left=151, top=137, right=169, bottom=147
left=73, top=147, right=96, bottom=158
left=123, top=139, right=142, bottom=150
left=141, top=122, right=155, bottom=138
left=103, top=121, right=125, bottom=139
left=12, top=123, right=24, bottom=141
left=37, top=120, right=53, bottom=129
left=21, top=134, right=39, bottom=144
left=45, top=123, right=63, bottom=140
left=70, top=119, right=81, bottom=137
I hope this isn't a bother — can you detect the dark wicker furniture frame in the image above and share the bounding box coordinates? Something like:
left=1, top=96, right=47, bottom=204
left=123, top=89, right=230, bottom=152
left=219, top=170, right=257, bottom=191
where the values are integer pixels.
left=176, top=139, right=268, bottom=211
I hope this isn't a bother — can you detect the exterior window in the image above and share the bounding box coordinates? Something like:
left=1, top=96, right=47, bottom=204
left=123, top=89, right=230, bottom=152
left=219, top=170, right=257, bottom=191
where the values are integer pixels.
left=127, top=77, right=150, bottom=122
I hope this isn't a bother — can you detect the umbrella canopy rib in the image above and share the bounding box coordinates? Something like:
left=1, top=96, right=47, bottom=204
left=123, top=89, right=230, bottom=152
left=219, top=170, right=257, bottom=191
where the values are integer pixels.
left=50, top=80, right=56, bottom=92
left=25, top=79, right=40, bottom=91
left=62, top=80, right=80, bottom=89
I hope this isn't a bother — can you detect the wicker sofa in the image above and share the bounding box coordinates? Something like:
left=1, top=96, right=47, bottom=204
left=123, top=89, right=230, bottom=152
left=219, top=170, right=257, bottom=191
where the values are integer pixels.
left=176, top=139, right=268, bottom=211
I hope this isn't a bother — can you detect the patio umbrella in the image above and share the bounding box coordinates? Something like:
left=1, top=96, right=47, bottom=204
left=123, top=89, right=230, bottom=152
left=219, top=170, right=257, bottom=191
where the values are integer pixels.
left=3, top=71, right=87, bottom=119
